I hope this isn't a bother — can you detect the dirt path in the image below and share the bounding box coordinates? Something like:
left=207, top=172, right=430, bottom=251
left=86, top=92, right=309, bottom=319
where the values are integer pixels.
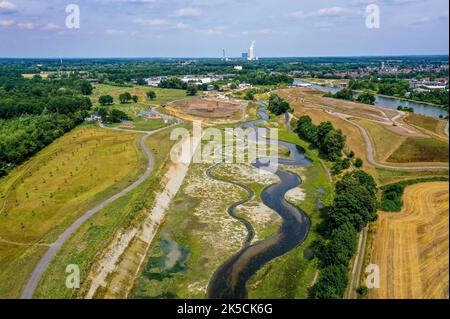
left=346, top=225, right=368, bottom=299
left=20, top=121, right=182, bottom=299
left=369, top=182, right=449, bottom=299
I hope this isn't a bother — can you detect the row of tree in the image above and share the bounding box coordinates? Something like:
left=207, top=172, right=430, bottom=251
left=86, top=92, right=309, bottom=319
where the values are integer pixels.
left=93, top=107, right=130, bottom=124
left=325, top=88, right=376, bottom=105
left=310, top=170, right=378, bottom=299
left=294, top=116, right=346, bottom=161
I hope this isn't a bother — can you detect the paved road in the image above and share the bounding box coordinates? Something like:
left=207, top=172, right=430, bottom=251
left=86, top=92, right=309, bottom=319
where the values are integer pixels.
left=20, top=122, right=180, bottom=299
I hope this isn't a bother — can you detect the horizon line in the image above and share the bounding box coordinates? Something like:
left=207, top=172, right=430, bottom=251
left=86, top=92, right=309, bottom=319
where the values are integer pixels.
left=0, top=54, right=449, bottom=60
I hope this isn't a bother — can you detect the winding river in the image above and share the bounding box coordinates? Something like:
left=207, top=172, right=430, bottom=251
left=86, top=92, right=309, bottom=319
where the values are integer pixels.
left=294, top=79, right=449, bottom=119
left=206, top=102, right=312, bottom=299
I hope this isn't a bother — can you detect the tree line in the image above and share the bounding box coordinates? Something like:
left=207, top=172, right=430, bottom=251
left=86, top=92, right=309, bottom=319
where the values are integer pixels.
left=310, top=170, right=378, bottom=299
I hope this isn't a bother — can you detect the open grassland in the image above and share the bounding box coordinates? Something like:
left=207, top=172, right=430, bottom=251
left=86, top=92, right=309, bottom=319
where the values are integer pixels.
left=403, top=113, right=448, bottom=138
left=92, top=84, right=191, bottom=109
left=369, top=182, right=449, bottom=299
left=91, top=84, right=192, bottom=127
left=352, top=118, right=406, bottom=163
left=388, top=137, right=449, bottom=164
left=33, top=126, right=181, bottom=298
left=0, top=126, right=145, bottom=298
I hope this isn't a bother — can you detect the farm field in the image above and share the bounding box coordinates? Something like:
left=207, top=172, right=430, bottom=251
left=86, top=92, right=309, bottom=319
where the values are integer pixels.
left=0, top=126, right=146, bottom=298
left=369, top=182, right=449, bottom=299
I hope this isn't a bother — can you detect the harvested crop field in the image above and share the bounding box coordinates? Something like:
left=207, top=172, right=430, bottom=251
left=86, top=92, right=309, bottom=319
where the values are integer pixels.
left=169, top=98, right=246, bottom=120
left=369, top=182, right=449, bottom=299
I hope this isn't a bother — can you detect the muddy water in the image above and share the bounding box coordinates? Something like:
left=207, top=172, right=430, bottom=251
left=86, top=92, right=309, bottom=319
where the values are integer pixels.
left=206, top=102, right=312, bottom=299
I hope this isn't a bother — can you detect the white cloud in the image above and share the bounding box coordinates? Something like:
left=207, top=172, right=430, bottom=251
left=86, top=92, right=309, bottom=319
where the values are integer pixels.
left=290, top=6, right=360, bottom=19
left=0, top=1, right=16, bottom=11
left=42, top=23, right=61, bottom=30
left=175, top=22, right=189, bottom=29
left=135, top=18, right=168, bottom=27
left=0, top=19, right=14, bottom=27
left=17, top=22, right=33, bottom=29
left=105, top=28, right=127, bottom=36
left=196, top=26, right=227, bottom=35
left=174, top=7, right=202, bottom=17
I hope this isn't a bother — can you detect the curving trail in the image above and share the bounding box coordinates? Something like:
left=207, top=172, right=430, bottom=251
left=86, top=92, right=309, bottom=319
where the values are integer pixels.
left=206, top=102, right=311, bottom=299
left=287, top=93, right=448, bottom=171
left=20, top=121, right=181, bottom=299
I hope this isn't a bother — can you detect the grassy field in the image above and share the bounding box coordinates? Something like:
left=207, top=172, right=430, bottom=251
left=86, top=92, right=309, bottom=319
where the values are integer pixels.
left=403, top=113, right=447, bottom=136
left=388, top=137, right=449, bottom=164
left=0, top=125, right=146, bottom=298
left=34, top=126, right=181, bottom=298
left=352, top=119, right=406, bottom=163
left=369, top=182, right=449, bottom=299
left=92, top=84, right=192, bottom=109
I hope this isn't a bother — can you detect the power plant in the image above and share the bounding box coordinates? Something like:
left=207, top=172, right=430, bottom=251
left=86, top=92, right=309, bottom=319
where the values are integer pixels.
left=242, top=41, right=258, bottom=61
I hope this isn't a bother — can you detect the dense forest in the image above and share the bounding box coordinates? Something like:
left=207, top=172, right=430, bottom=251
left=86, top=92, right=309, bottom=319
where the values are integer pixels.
left=0, top=74, right=92, bottom=177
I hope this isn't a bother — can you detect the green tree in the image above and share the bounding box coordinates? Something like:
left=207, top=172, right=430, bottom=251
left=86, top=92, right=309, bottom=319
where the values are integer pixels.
left=357, top=91, right=376, bottom=105
left=310, top=265, right=349, bottom=299
left=186, top=85, right=198, bottom=96
left=321, top=129, right=346, bottom=161
left=132, top=95, right=139, bottom=103
left=146, top=91, right=157, bottom=100
left=354, top=158, right=364, bottom=168
left=78, top=80, right=93, bottom=95
left=119, top=92, right=132, bottom=104
left=99, top=95, right=114, bottom=106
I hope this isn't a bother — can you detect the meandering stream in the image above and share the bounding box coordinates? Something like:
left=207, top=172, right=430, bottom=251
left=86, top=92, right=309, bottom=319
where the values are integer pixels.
left=206, top=102, right=312, bottom=299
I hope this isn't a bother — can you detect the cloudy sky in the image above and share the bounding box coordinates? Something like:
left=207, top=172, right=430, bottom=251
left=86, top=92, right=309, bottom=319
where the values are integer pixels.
left=0, top=0, right=448, bottom=57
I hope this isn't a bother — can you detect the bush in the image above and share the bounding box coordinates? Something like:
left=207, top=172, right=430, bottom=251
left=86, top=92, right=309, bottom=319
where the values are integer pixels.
left=354, top=158, right=363, bottom=168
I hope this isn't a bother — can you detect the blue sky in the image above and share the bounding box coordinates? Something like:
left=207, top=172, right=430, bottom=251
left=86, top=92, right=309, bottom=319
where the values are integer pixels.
left=0, top=0, right=448, bottom=57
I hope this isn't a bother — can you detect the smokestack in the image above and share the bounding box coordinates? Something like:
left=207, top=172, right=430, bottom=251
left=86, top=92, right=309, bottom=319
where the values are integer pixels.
left=249, top=41, right=255, bottom=61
